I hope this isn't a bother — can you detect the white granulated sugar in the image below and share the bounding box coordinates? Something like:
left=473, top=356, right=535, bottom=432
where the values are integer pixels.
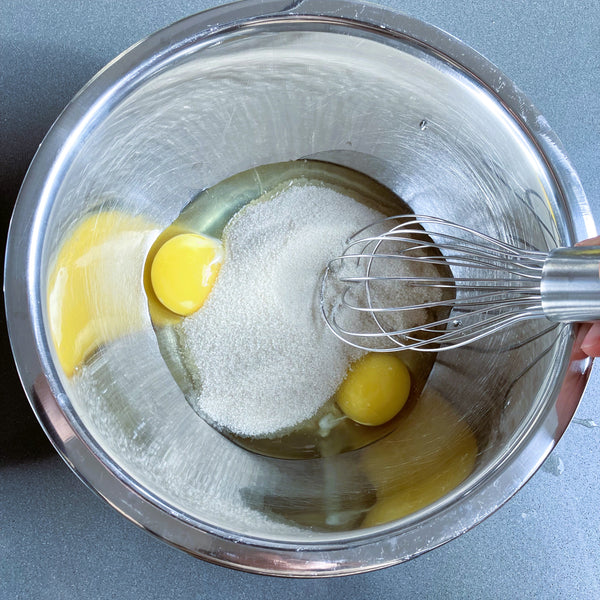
left=180, top=184, right=384, bottom=437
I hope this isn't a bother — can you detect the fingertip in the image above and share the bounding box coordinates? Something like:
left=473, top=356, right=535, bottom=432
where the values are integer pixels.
left=575, top=234, right=600, bottom=247
left=579, top=322, right=600, bottom=357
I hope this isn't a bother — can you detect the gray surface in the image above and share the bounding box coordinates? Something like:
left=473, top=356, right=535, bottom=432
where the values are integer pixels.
left=1, top=0, right=598, bottom=598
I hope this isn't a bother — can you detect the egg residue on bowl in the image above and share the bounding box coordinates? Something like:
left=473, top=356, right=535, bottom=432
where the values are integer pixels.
left=46, top=211, right=158, bottom=377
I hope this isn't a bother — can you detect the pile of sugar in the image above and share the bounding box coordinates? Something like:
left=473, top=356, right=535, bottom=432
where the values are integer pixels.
left=180, top=184, right=385, bottom=438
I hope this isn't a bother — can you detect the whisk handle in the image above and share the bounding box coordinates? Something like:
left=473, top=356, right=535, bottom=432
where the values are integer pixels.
left=541, top=247, right=600, bottom=322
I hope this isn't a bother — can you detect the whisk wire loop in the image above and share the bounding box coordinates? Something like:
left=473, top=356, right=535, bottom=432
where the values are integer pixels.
left=320, top=214, right=600, bottom=352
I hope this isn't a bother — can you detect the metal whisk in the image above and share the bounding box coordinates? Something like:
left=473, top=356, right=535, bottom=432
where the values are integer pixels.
left=320, top=215, right=600, bottom=352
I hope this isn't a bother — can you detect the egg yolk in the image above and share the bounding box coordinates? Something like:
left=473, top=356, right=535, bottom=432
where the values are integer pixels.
left=361, top=432, right=477, bottom=527
left=150, top=233, right=223, bottom=316
left=336, top=353, right=411, bottom=426
left=360, top=390, right=478, bottom=527
left=47, top=211, right=157, bottom=377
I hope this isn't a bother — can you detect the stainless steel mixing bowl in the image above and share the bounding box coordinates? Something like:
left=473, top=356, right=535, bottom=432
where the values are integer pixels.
left=4, top=0, right=595, bottom=576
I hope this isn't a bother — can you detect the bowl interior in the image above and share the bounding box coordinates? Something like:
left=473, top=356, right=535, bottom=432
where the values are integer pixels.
left=39, top=22, right=572, bottom=543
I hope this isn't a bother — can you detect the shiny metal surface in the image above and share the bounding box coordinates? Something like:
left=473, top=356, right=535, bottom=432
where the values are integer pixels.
left=3, top=0, right=595, bottom=576
left=322, top=215, right=600, bottom=351
left=542, top=247, right=600, bottom=322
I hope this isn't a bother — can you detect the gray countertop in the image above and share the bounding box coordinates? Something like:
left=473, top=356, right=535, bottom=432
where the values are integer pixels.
left=1, top=1, right=599, bottom=598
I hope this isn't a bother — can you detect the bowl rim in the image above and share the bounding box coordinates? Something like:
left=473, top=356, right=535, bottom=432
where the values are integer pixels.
left=4, top=0, right=595, bottom=577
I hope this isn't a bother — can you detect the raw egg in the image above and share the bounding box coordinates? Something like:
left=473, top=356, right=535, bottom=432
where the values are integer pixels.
left=360, top=390, right=478, bottom=527
left=47, top=211, right=157, bottom=377
left=361, top=434, right=477, bottom=527
left=336, top=353, right=411, bottom=426
left=150, top=233, right=223, bottom=316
